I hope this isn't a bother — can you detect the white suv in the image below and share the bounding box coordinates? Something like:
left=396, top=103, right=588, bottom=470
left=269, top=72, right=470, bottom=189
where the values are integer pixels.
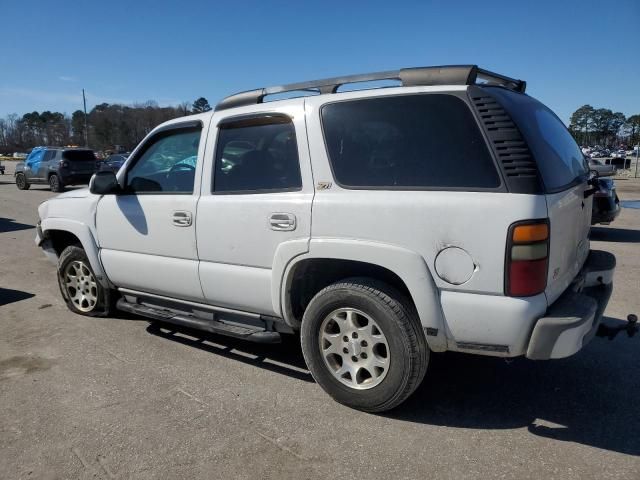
left=36, top=65, right=616, bottom=412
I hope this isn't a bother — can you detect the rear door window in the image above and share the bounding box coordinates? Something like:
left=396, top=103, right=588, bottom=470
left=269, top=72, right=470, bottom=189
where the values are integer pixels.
left=213, top=116, right=302, bottom=193
left=321, top=94, right=500, bottom=189
left=485, top=87, right=587, bottom=192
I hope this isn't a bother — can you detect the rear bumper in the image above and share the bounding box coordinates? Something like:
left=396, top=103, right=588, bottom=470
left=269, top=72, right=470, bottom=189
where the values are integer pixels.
left=526, top=250, right=615, bottom=360
left=59, top=172, right=93, bottom=185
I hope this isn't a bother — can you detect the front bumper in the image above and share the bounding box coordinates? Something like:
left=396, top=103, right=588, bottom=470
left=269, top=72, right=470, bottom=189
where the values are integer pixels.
left=526, top=250, right=615, bottom=360
left=35, top=222, right=58, bottom=264
left=592, top=193, right=621, bottom=225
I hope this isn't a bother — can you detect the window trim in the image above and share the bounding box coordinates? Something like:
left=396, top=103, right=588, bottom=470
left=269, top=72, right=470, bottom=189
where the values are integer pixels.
left=481, top=86, right=587, bottom=195
left=121, top=121, right=203, bottom=196
left=211, top=113, right=303, bottom=195
left=319, top=92, right=506, bottom=192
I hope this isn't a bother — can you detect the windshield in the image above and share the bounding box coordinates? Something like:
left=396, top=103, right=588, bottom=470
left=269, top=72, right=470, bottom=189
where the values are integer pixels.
left=486, top=87, right=587, bottom=192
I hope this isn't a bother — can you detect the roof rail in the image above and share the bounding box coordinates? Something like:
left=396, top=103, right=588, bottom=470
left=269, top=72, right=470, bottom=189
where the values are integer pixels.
left=215, top=65, right=526, bottom=111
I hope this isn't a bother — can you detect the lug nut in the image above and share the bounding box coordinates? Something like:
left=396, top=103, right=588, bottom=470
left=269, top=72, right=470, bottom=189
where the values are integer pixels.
left=361, top=352, right=368, bottom=359
left=361, top=340, right=368, bottom=347
left=343, top=347, right=348, bottom=354
left=352, top=356, right=358, bottom=362
left=352, top=332, right=358, bottom=339
left=343, top=336, right=349, bottom=342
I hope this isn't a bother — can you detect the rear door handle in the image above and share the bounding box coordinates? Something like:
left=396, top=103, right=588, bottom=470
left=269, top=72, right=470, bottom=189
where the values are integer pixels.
left=269, top=213, right=296, bottom=231
left=172, top=210, right=192, bottom=227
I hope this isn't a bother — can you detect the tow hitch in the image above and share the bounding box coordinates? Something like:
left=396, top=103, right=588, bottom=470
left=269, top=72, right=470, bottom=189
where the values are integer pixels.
left=596, top=314, right=638, bottom=340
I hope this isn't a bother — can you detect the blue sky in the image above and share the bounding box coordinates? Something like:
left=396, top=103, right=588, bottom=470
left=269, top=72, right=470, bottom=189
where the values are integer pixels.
left=1, top=0, right=638, bottom=124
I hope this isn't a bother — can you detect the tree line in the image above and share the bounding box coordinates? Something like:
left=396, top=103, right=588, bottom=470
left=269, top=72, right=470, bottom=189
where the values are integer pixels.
left=569, top=105, right=640, bottom=148
left=3, top=96, right=638, bottom=155
left=0, top=97, right=212, bottom=155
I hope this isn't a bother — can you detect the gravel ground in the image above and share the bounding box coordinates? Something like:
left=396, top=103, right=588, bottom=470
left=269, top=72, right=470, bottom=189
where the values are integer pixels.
left=1, top=162, right=639, bottom=480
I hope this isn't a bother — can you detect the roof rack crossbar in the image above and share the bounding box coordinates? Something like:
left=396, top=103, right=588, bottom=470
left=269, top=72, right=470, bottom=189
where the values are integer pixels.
left=215, top=65, right=525, bottom=111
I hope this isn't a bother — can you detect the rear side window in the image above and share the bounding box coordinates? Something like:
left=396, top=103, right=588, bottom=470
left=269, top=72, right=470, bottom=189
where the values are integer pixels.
left=486, top=88, right=587, bottom=192
left=213, top=117, right=302, bottom=193
left=321, top=94, right=500, bottom=189
left=62, top=150, right=96, bottom=162
left=44, top=150, right=57, bottom=162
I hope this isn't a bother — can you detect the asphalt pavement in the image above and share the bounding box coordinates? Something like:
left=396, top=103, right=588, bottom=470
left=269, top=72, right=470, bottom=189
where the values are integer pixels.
left=1, top=161, right=639, bottom=479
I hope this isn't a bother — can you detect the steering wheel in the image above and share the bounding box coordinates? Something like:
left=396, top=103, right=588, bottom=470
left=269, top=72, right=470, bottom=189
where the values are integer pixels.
left=167, top=163, right=196, bottom=175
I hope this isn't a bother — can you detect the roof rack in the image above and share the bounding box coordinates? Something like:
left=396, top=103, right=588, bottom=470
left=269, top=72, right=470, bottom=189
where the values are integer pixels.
left=215, top=65, right=526, bottom=111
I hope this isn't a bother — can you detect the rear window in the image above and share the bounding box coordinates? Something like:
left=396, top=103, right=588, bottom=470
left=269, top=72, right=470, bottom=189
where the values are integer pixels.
left=321, top=94, right=500, bottom=189
left=486, top=88, right=587, bottom=192
left=63, top=150, right=96, bottom=162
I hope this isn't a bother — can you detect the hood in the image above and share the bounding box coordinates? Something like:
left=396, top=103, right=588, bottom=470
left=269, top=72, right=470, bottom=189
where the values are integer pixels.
left=53, top=187, right=92, bottom=199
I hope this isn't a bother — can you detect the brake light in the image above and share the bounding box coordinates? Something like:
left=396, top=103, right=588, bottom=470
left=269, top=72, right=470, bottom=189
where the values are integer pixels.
left=506, top=221, right=549, bottom=296
left=59, top=160, right=69, bottom=168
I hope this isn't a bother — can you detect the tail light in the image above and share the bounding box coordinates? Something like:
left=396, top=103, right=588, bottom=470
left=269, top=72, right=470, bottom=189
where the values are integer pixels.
left=59, top=160, right=69, bottom=168
left=505, top=220, right=549, bottom=296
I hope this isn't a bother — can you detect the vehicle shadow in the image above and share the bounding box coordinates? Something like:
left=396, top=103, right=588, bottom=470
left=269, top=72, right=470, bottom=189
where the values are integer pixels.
left=145, top=322, right=313, bottom=382
left=590, top=226, right=640, bottom=243
left=0, top=287, right=36, bottom=307
left=0, top=217, right=34, bottom=233
left=144, top=315, right=639, bottom=455
left=116, top=195, right=148, bottom=235
left=388, top=316, right=639, bottom=456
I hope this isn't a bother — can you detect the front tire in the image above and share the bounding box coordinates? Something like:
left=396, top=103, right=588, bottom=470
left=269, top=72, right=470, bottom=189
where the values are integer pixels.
left=49, top=174, right=64, bottom=192
left=301, top=278, right=429, bottom=412
left=57, top=246, right=115, bottom=317
left=15, top=173, right=30, bottom=190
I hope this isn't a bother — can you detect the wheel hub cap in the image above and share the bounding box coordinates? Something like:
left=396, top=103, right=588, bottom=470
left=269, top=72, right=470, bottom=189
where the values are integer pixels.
left=319, top=308, right=390, bottom=390
left=63, top=260, right=98, bottom=312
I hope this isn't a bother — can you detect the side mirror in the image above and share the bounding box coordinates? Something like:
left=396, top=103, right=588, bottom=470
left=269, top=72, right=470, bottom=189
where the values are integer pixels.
left=90, top=171, right=120, bottom=195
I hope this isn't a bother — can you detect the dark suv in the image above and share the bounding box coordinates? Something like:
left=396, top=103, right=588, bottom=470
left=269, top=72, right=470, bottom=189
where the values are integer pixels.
left=15, top=147, right=97, bottom=192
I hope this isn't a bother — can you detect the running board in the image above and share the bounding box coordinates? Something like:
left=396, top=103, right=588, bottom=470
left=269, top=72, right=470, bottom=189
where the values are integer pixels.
left=116, top=298, right=281, bottom=343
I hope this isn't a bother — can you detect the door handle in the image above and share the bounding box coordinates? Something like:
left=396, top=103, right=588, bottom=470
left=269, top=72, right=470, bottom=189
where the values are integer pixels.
left=269, top=213, right=296, bottom=231
left=172, top=210, right=192, bottom=227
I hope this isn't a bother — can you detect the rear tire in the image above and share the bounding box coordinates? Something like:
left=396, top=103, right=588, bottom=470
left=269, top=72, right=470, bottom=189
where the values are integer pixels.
left=49, top=174, right=64, bottom=192
left=15, top=173, right=30, bottom=190
left=301, top=277, right=429, bottom=412
left=57, top=246, right=115, bottom=317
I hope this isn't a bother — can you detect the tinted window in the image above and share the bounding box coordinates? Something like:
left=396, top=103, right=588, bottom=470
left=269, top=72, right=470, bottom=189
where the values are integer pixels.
left=321, top=94, right=500, bottom=189
left=486, top=88, right=587, bottom=191
left=126, top=128, right=200, bottom=193
left=62, top=150, right=96, bottom=162
left=214, top=119, right=302, bottom=193
left=44, top=150, right=57, bottom=162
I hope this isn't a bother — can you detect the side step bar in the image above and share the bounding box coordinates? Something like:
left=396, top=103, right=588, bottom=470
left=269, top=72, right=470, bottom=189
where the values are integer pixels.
left=116, top=298, right=282, bottom=344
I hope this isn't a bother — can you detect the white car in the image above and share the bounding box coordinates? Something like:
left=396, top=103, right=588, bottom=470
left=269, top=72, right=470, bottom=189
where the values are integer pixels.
left=35, top=65, right=616, bottom=412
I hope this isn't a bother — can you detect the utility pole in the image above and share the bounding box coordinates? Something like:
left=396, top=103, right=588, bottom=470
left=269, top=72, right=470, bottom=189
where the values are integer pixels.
left=635, top=145, right=639, bottom=178
left=82, top=89, right=88, bottom=147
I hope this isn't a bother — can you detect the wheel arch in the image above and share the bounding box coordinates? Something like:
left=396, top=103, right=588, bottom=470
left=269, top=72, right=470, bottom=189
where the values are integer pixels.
left=40, top=218, right=111, bottom=287
left=278, top=239, right=447, bottom=352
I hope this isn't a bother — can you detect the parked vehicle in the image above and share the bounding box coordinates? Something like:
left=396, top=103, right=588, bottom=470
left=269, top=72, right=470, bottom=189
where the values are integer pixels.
left=98, top=153, right=129, bottom=173
left=591, top=177, right=620, bottom=225
left=35, top=65, right=617, bottom=412
left=610, top=156, right=631, bottom=169
left=588, top=158, right=616, bottom=177
left=15, top=147, right=97, bottom=192
left=0, top=159, right=4, bottom=175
